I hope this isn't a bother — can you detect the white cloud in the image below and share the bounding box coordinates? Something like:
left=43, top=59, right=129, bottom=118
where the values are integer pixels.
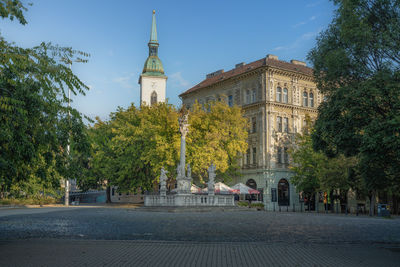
left=170, top=71, right=190, bottom=87
left=293, top=15, right=317, bottom=28
left=273, top=29, right=321, bottom=52
left=301, top=31, right=317, bottom=41
left=113, top=72, right=136, bottom=89
left=293, top=21, right=306, bottom=28
left=306, top=1, right=322, bottom=8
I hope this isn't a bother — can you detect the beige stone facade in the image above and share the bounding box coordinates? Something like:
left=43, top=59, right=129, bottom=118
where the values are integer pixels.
left=180, top=55, right=321, bottom=211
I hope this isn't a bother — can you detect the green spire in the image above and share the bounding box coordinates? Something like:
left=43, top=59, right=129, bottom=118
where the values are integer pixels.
left=150, top=10, right=158, bottom=44
left=142, top=10, right=165, bottom=76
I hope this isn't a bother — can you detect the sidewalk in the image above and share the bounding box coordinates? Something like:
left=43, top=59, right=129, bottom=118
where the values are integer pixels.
left=0, top=239, right=399, bottom=267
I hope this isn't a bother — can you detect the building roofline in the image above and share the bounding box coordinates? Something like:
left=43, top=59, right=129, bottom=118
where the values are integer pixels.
left=179, top=56, right=314, bottom=97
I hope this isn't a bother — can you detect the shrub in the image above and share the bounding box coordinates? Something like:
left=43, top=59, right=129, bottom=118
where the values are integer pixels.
left=237, top=200, right=249, bottom=207
left=251, top=203, right=264, bottom=208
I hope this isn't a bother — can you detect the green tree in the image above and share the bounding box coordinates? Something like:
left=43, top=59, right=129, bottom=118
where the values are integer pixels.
left=0, top=1, right=91, bottom=200
left=289, top=123, right=325, bottom=211
left=290, top=118, right=362, bottom=212
left=83, top=117, right=116, bottom=202
left=87, top=101, right=248, bottom=195
left=308, top=0, right=400, bottom=215
left=187, top=101, right=248, bottom=183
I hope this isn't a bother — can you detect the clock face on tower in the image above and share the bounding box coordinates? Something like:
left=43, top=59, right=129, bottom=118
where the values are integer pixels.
left=151, top=81, right=157, bottom=89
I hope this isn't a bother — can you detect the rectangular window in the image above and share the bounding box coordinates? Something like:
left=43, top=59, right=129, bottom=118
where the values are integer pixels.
left=112, top=188, right=115, bottom=196
left=277, top=116, right=282, bottom=132
left=252, top=117, right=256, bottom=133
left=246, top=90, right=251, bottom=104
left=228, top=95, right=233, bottom=107
left=283, top=117, right=289, bottom=133
left=252, top=147, right=257, bottom=165
left=277, top=147, right=282, bottom=164
left=284, top=147, right=289, bottom=164
left=252, top=89, right=256, bottom=103
left=246, top=148, right=250, bottom=165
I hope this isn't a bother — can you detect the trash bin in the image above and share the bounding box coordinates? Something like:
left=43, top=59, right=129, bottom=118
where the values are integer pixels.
left=377, top=204, right=390, bottom=217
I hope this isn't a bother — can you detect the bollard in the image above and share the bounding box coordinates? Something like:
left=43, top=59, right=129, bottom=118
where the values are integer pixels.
left=345, top=204, right=348, bottom=216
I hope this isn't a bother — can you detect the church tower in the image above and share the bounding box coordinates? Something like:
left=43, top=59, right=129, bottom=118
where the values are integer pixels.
left=139, top=10, right=167, bottom=106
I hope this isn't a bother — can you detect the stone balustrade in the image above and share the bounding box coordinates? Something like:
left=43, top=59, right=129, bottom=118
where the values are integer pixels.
left=144, top=194, right=234, bottom=207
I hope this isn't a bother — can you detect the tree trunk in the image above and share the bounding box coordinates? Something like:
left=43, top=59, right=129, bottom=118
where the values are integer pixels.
left=106, top=186, right=112, bottom=203
left=369, top=191, right=375, bottom=216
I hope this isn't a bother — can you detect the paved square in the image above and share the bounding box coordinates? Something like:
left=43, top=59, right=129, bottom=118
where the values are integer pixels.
left=0, top=206, right=399, bottom=266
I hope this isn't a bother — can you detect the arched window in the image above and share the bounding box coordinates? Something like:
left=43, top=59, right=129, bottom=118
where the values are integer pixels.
left=309, top=92, right=314, bottom=107
left=283, top=88, right=288, bottom=103
left=246, top=179, right=257, bottom=190
left=276, top=87, right=282, bottom=102
left=151, top=91, right=157, bottom=106
left=303, top=91, right=308, bottom=107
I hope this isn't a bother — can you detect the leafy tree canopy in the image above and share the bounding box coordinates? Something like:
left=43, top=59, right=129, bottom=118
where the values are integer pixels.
left=308, top=0, right=400, bottom=195
left=87, top=101, right=248, bottom=193
left=289, top=117, right=362, bottom=201
left=0, top=0, right=91, bottom=198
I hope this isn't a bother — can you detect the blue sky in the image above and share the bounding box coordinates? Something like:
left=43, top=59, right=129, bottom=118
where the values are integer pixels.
left=1, top=0, right=335, bottom=120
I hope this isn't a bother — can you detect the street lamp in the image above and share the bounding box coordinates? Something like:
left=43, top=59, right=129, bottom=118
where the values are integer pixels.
left=63, top=57, right=87, bottom=206
left=65, top=63, right=72, bottom=206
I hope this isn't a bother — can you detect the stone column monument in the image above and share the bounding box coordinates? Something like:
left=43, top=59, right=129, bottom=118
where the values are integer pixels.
left=159, top=167, right=168, bottom=197
left=176, top=110, right=192, bottom=194
left=207, top=163, right=216, bottom=196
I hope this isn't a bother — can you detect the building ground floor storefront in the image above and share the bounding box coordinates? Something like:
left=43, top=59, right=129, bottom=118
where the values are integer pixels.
left=232, top=168, right=386, bottom=215
left=233, top=168, right=303, bottom=211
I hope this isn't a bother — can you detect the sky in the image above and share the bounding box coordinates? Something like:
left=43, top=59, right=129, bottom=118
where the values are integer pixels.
left=1, top=0, right=336, bottom=121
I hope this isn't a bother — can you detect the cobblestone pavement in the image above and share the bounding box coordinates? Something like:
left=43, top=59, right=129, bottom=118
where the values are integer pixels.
left=1, top=207, right=399, bottom=244
left=0, top=207, right=400, bottom=266
left=0, top=239, right=399, bottom=266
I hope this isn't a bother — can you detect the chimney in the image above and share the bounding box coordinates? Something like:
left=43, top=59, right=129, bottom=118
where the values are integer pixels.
left=206, top=69, right=224, bottom=79
left=290, top=59, right=307, bottom=66
left=266, top=54, right=278, bottom=60
left=235, top=62, right=245, bottom=68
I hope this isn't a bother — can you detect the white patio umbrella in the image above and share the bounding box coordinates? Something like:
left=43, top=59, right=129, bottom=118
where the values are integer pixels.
left=214, top=182, right=239, bottom=194
left=191, top=184, right=202, bottom=193
left=232, top=183, right=260, bottom=194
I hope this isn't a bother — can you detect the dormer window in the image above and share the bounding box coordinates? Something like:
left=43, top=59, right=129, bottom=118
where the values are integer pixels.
left=150, top=47, right=157, bottom=56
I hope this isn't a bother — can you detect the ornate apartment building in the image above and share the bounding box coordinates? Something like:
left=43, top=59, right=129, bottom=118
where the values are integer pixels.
left=180, top=54, right=321, bottom=211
